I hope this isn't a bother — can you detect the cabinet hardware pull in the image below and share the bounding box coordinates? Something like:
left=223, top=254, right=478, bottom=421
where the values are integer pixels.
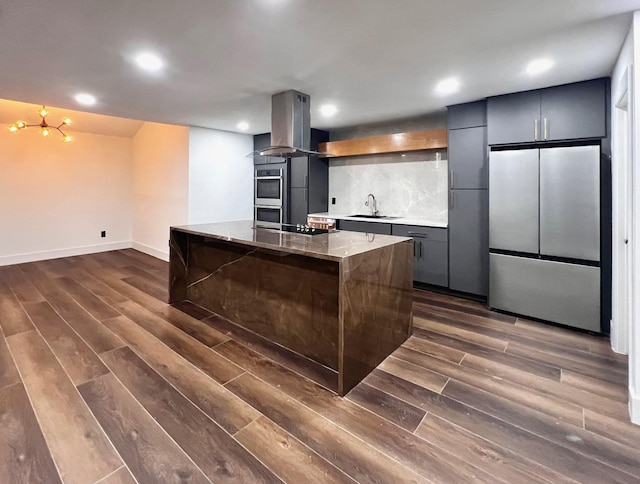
left=408, top=232, right=429, bottom=238
left=543, top=118, right=548, bottom=140
left=419, top=241, right=423, bottom=258
left=413, top=240, right=416, bottom=256
left=534, top=118, right=539, bottom=141
left=304, top=174, right=308, bottom=187
left=449, top=170, right=454, bottom=188
left=449, top=191, right=455, bottom=209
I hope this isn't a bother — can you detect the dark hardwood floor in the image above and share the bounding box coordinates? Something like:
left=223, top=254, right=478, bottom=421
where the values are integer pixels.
left=0, top=249, right=638, bottom=483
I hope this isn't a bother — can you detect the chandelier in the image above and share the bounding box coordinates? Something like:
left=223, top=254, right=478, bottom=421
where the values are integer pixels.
left=8, top=106, right=72, bottom=142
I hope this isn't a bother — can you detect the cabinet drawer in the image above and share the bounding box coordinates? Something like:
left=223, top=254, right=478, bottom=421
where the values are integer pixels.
left=391, top=225, right=447, bottom=242
left=338, top=220, right=391, bottom=235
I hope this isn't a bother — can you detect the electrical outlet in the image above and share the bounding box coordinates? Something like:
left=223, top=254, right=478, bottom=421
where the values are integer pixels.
left=101, top=231, right=106, bottom=238
left=331, top=197, right=336, bottom=205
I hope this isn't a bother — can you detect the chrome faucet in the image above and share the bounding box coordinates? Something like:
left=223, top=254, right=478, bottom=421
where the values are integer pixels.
left=365, top=193, right=378, bottom=216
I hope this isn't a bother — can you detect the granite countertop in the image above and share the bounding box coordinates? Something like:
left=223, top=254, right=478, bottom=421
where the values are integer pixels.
left=308, top=212, right=448, bottom=228
left=171, top=220, right=411, bottom=262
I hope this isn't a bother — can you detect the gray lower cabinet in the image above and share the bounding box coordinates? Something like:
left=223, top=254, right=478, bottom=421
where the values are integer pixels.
left=337, top=219, right=391, bottom=235
left=449, top=190, right=489, bottom=296
left=391, top=225, right=448, bottom=287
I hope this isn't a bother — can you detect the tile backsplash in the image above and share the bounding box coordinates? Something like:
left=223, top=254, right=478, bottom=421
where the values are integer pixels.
left=328, top=151, right=448, bottom=223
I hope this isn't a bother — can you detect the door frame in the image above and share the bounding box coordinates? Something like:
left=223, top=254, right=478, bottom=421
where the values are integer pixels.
left=612, top=66, right=633, bottom=355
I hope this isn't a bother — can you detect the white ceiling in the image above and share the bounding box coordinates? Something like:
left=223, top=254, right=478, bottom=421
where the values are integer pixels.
left=0, top=0, right=638, bottom=135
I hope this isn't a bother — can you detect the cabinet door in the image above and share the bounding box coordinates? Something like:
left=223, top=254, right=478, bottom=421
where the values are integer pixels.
left=487, top=91, right=540, bottom=145
left=289, top=187, right=308, bottom=225
left=253, top=133, right=271, bottom=165
left=392, top=225, right=447, bottom=285
left=449, top=190, right=489, bottom=296
left=308, top=156, right=329, bottom=214
left=338, top=220, right=392, bottom=235
left=540, top=78, right=606, bottom=141
left=415, top=239, right=448, bottom=286
left=448, top=126, right=488, bottom=189
left=289, top=157, right=309, bottom=188
left=447, top=100, right=487, bottom=129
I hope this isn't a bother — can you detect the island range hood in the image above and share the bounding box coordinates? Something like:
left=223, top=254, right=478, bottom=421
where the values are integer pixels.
left=255, top=90, right=329, bottom=158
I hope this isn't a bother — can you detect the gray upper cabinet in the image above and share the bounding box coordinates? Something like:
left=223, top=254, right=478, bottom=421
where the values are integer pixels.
left=487, top=90, right=541, bottom=145
left=447, top=100, right=487, bottom=129
left=449, top=190, right=489, bottom=296
left=487, top=78, right=607, bottom=146
left=448, top=126, right=488, bottom=189
left=540, top=79, right=606, bottom=142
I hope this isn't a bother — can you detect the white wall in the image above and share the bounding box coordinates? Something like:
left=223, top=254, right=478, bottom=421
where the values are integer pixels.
left=188, top=127, right=253, bottom=224
left=630, top=11, right=640, bottom=425
left=132, top=122, right=190, bottom=260
left=0, top=129, right=133, bottom=265
left=611, top=11, right=640, bottom=425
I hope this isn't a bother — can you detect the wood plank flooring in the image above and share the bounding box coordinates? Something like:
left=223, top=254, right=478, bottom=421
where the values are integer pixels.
left=0, top=249, right=637, bottom=483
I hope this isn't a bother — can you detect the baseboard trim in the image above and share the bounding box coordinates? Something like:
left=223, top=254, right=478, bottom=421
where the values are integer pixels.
left=0, top=241, right=132, bottom=266
left=631, top=386, right=640, bottom=425
left=132, top=241, right=169, bottom=262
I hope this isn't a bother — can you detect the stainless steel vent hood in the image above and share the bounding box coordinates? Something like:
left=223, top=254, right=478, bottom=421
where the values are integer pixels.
left=254, top=90, right=329, bottom=158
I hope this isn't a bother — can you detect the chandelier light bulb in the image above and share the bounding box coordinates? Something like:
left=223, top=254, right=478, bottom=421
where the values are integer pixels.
left=8, top=105, right=73, bottom=141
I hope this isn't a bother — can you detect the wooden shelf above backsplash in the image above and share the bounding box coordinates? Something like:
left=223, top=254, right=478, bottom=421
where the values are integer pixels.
left=318, top=128, right=447, bottom=158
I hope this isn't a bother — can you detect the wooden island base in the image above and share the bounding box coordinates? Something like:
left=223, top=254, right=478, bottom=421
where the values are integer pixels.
left=169, top=221, right=413, bottom=396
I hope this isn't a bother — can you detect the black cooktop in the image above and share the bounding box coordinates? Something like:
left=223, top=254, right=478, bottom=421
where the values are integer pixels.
left=254, top=223, right=331, bottom=235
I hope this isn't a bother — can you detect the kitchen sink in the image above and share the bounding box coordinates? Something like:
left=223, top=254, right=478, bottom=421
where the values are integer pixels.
left=348, top=214, right=400, bottom=219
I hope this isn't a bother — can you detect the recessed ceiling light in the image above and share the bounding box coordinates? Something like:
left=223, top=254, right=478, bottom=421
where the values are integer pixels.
left=75, top=93, right=97, bottom=106
left=135, top=52, right=164, bottom=72
left=237, top=121, right=249, bottom=131
left=320, top=104, right=338, bottom=117
left=434, top=77, right=460, bottom=96
left=526, top=58, right=554, bottom=76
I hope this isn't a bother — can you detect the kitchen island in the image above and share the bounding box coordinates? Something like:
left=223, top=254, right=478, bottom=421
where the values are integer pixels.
left=169, top=221, right=413, bottom=396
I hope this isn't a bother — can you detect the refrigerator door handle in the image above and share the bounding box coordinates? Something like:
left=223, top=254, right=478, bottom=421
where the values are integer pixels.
left=449, top=191, right=455, bottom=209
left=449, top=170, right=455, bottom=188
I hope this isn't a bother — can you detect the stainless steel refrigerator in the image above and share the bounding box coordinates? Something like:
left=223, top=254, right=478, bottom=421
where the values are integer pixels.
left=489, top=145, right=601, bottom=332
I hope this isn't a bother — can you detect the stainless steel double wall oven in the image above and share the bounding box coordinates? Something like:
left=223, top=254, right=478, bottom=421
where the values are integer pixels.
left=254, top=163, right=286, bottom=228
